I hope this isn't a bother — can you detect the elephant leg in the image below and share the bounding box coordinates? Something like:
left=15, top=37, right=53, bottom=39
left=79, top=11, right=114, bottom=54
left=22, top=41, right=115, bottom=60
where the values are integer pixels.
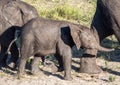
left=0, top=55, right=8, bottom=67
left=31, top=57, right=41, bottom=75
left=62, top=47, right=72, bottom=80
left=54, top=53, right=64, bottom=72
left=57, top=38, right=72, bottom=80
left=18, top=57, right=27, bottom=78
left=80, top=49, right=102, bottom=74
left=59, top=46, right=72, bottom=80
left=0, top=45, right=8, bottom=67
left=9, top=43, right=19, bottom=69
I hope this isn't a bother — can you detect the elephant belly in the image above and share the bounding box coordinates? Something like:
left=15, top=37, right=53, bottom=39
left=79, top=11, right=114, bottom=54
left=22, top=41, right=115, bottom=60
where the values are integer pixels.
left=34, top=36, right=58, bottom=56
left=34, top=49, right=56, bottom=56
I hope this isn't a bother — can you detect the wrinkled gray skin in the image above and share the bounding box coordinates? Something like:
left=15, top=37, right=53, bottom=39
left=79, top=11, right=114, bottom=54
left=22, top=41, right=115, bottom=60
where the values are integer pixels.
left=81, top=0, right=120, bottom=74
left=92, top=0, right=120, bottom=42
left=18, top=17, right=113, bottom=80
left=0, top=0, right=39, bottom=68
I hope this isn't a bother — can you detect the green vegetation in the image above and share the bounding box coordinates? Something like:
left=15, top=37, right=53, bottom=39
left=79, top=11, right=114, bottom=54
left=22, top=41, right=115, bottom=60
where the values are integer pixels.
left=23, top=0, right=96, bottom=26
left=109, top=75, right=116, bottom=82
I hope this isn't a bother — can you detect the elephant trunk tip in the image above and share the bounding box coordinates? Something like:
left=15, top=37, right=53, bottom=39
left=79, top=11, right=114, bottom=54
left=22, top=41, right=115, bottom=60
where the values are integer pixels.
left=110, top=48, right=115, bottom=51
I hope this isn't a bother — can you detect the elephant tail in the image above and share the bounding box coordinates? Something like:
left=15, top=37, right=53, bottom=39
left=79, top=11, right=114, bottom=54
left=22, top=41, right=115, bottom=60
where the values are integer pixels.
left=6, top=28, right=21, bottom=55
left=6, top=37, right=17, bottom=55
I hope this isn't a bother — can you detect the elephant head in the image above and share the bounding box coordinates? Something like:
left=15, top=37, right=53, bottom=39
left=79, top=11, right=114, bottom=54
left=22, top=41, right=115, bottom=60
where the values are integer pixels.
left=70, top=24, right=114, bottom=52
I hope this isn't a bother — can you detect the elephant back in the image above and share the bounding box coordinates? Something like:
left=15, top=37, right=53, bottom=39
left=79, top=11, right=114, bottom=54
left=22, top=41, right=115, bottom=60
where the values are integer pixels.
left=0, top=0, right=39, bottom=36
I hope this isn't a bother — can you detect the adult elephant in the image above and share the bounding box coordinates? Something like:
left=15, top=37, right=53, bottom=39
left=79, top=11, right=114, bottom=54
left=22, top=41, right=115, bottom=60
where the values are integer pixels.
left=80, top=0, right=120, bottom=74
left=0, top=0, right=39, bottom=68
left=18, top=17, right=113, bottom=80
left=91, top=0, right=119, bottom=41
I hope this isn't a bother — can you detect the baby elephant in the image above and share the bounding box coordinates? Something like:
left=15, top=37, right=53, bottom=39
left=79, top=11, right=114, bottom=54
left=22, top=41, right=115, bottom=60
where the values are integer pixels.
left=18, top=17, right=113, bottom=80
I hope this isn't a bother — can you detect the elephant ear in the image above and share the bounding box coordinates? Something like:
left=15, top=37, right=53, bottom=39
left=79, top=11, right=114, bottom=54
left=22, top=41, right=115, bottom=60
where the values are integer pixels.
left=70, top=24, right=82, bottom=50
left=91, top=26, right=100, bottom=43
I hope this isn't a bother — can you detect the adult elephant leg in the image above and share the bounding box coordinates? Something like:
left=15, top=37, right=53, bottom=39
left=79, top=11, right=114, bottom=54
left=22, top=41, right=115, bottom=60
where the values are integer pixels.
left=0, top=45, right=8, bottom=67
left=80, top=49, right=102, bottom=74
left=31, top=57, right=41, bottom=75
left=8, top=43, right=19, bottom=69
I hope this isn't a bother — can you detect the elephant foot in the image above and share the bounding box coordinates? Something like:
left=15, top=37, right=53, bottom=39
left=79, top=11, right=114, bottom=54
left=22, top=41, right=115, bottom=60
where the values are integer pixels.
left=17, top=71, right=26, bottom=79
left=64, top=75, right=72, bottom=80
left=80, top=57, right=102, bottom=74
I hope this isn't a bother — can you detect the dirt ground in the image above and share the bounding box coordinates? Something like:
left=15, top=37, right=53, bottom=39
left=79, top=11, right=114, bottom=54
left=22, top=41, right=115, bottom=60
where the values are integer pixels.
left=0, top=54, right=120, bottom=85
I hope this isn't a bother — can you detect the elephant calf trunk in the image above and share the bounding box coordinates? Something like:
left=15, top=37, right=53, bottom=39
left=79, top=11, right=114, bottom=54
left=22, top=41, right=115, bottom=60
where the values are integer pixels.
left=96, top=45, right=114, bottom=52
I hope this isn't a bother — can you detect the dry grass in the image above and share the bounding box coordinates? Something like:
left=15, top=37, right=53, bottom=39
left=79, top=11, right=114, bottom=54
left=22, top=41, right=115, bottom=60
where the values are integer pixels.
left=23, top=0, right=96, bottom=26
